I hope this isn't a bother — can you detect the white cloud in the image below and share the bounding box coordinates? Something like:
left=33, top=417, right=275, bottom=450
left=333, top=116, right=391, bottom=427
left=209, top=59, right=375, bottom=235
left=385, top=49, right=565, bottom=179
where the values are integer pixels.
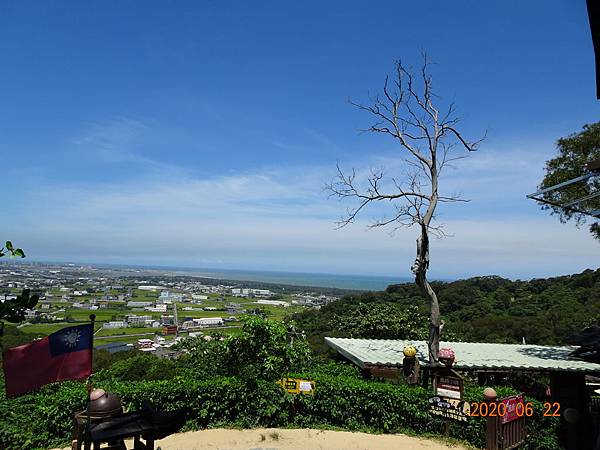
left=8, top=122, right=597, bottom=279
left=69, top=117, right=186, bottom=175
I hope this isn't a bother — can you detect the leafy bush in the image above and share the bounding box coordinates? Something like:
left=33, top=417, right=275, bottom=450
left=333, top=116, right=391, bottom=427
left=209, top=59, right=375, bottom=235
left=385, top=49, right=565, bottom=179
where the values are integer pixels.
left=92, top=348, right=143, bottom=372
left=304, top=361, right=361, bottom=378
left=0, top=318, right=560, bottom=449
left=0, top=373, right=559, bottom=450
left=292, top=301, right=427, bottom=354
left=222, top=317, right=312, bottom=381
left=177, top=317, right=312, bottom=381
left=94, top=353, right=177, bottom=382
left=293, top=268, right=600, bottom=348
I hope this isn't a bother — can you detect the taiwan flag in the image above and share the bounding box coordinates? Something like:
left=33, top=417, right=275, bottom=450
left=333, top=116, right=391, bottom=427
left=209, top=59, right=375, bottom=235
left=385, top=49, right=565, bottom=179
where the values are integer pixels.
left=2, top=324, right=93, bottom=397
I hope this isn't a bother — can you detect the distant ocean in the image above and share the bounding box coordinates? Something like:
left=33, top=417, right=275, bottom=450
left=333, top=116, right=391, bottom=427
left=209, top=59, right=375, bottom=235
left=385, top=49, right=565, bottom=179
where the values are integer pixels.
left=20, top=260, right=417, bottom=291
left=169, top=268, right=413, bottom=291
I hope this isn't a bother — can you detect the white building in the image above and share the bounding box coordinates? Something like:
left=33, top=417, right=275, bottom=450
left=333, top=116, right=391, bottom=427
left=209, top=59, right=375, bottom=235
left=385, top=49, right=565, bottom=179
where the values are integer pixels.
left=180, top=320, right=195, bottom=329
left=231, top=288, right=272, bottom=298
left=138, top=285, right=166, bottom=291
left=250, top=289, right=271, bottom=297
left=127, top=301, right=153, bottom=308
left=136, top=338, right=155, bottom=349
left=158, top=291, right=184, bottom=304
left=145, top=304, right=167, bottom=313
left=192, top=294, right=208, bottom=301
left=126, top=315, right=153, bottom=326
left=255, top=299, right=290, bottom=307
left=103, top=321, right=128, bottom=329
left=193, top=317, right=224, bottom=327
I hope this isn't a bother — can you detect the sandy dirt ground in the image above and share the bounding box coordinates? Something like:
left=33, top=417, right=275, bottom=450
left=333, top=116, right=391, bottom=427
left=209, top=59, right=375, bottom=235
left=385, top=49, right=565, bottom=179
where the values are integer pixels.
left=56, top=428, right=469, bottom=450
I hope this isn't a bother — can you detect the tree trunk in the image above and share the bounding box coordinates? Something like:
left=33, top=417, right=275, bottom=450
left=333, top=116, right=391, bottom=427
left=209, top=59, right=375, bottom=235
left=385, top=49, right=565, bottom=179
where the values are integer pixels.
left=412, top=223, right=441, bottom=365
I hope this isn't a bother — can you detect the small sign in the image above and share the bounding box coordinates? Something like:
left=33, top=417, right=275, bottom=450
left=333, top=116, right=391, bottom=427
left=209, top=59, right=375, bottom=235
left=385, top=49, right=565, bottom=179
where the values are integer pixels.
left=437, top=387, right=461, bottom=400
left=501, top=394, right=525, bottom=424
left=277, top=378, right=315, bottom=395
left=433, top=369, right=464, bottom=401
left=299, top=381, right=313, bottom=392
left=428, top=396, right=470, bottom=422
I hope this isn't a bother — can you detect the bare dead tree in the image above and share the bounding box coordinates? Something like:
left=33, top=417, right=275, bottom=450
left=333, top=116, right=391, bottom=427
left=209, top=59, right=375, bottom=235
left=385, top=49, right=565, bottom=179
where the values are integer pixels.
left=326, top=55, right=483, bottom=364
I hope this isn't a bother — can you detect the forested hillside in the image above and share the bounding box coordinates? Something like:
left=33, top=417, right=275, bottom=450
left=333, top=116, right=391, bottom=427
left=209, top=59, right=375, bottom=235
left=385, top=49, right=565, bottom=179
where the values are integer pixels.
left=292, top=268, right=600, bottom=352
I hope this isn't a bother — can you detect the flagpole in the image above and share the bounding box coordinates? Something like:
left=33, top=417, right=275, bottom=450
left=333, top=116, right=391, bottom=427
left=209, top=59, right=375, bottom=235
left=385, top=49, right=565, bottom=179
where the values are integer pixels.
left=84, top=314, right=96, bottom=448
left=86, top=314, right=96, bottom=397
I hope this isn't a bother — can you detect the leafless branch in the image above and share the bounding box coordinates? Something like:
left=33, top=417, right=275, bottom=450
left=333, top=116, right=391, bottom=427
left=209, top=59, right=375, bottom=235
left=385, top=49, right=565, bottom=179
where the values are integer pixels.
left=329, top=54, right=484, bottom=364
left=332, top=56, right=483, bottom=232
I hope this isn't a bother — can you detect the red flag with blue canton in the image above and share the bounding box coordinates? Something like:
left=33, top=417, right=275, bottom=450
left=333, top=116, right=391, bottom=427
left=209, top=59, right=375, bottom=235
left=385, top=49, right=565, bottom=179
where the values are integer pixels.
left=2, top=324, right=93, bottom=397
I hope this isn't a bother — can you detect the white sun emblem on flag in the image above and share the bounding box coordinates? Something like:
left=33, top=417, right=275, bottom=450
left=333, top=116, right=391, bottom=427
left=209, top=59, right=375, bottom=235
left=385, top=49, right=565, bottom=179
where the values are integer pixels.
left=62, top=329, right=81, bottom=348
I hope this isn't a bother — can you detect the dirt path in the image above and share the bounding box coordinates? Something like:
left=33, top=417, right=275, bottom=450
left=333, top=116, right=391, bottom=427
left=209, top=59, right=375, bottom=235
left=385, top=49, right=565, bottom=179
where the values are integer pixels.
left=56, top=428, right=469, bottom=450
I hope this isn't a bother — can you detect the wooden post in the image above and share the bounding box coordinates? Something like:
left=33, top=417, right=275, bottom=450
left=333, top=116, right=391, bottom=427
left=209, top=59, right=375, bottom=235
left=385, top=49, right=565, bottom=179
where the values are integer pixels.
left=484, top=388, right=498, bottom=450
left=0, top=320, right=4, bottom=354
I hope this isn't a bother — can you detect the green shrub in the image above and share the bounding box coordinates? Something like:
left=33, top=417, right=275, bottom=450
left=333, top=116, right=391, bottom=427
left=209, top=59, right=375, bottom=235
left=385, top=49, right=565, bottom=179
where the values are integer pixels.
left=95, top=353, right=177, bottom=382
left=0, top=373, right=559, bottom=450
left=92, top=348, right=140, bottom=372
left=177, top=317, right=312, bottom=381
left=304, top=361, right=361, bottom=378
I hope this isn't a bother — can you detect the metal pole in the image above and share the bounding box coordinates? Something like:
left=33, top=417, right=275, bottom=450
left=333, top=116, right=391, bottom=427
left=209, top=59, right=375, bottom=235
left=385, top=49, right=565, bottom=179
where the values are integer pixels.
left=87, top=314, right=96, bottom=394
left=528, top=173, right=594, bottom=197
left=84, top=314, right=96, bottom=449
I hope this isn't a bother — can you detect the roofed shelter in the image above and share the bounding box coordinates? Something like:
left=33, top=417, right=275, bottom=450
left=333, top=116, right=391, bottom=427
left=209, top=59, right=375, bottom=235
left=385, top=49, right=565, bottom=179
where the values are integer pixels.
left=326, top=337, right=600, bottom=450
left=325, top=337, right=600, bottom=374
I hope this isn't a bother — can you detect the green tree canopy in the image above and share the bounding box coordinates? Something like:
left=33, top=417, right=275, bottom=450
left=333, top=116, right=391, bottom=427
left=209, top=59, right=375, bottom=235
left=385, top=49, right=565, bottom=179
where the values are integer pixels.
left=177, top=316, right=312, bottom=381
left=0, top=241, right=38, bottom=324
left=537, top=122, right=600, bottom=240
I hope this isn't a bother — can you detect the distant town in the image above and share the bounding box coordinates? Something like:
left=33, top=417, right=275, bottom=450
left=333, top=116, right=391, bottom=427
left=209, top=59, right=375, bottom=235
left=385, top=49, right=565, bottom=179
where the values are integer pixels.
left=0, top=261, right=340, bottom=357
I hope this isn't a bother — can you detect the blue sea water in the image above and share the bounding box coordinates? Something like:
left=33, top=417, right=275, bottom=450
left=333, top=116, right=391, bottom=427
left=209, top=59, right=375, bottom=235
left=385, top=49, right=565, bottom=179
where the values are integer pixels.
left=174, top=268, right=412, bottom=291
left=19, top=260, right=416, bottom=291
left=113, top=264, right=412, bottom=291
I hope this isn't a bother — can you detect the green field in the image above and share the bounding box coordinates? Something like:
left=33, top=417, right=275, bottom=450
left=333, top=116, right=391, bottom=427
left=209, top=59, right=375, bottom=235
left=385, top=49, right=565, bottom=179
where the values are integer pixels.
left=17, top=286, right=304, bottom=347
left=11, top=321, right=242, bottom=347
left=16, top=322, right=74, bottom=335
left=94, top=326, right=150, bottom=337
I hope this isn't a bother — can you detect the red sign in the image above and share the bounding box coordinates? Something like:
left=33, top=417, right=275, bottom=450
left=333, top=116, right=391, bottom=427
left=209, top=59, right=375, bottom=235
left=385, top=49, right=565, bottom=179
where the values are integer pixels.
left=501, top=394, right=525, bottom=424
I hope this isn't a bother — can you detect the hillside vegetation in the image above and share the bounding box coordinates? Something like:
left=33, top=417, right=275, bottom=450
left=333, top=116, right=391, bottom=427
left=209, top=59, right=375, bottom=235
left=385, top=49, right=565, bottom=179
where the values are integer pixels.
left=292, top=268, right=600, bottom=351
left=0, top=317, right=559, bottom=450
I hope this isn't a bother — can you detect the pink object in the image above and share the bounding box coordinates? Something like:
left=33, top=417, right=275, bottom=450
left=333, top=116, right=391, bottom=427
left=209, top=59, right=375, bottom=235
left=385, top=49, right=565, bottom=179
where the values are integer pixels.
left=483, top=387, right=497, bottom=401
left=438, top=347, right=455, bottom=360
left=438, top=347, right=456, bottom=367
left=501, top=394, right=525, bottom=424
left=90, top=389, right=106, bottom=401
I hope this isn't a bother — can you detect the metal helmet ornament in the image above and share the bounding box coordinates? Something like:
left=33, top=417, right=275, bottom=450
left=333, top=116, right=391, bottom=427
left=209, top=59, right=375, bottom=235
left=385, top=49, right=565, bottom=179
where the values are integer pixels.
left=87, top=390, right=123, bottom=418
left=403, top=345, right=417, bottom=358
left=438, top=347, right=455, bottom=367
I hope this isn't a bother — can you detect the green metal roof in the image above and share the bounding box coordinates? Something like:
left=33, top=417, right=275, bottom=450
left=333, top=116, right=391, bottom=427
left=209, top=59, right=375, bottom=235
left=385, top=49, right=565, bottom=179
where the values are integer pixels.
left=325, top=337, right=600, bottom=373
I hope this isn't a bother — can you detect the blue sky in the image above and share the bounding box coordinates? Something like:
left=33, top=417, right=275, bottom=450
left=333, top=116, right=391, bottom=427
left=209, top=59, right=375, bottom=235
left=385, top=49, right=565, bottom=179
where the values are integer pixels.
left=1, top=1, right=599, bottom=280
